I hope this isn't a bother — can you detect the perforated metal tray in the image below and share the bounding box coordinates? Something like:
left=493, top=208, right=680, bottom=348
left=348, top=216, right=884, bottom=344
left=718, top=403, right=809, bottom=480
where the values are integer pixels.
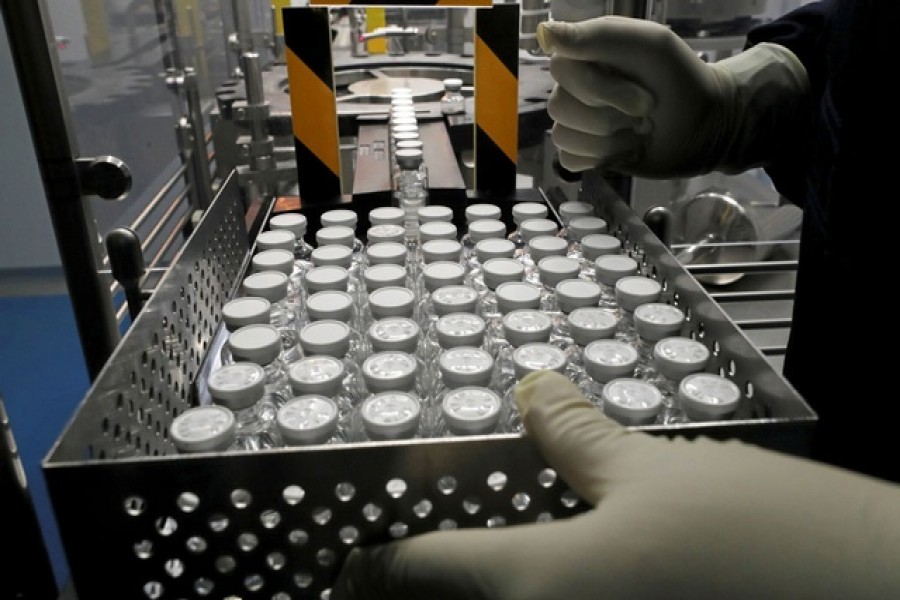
left=43, top=171, right=815, bottom=600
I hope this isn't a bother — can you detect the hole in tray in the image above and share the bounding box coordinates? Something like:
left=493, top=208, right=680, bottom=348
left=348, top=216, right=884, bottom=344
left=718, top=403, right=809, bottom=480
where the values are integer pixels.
left=193, top=577, right=214, bottom=595
left=487, top=515, right=507, bottom=527
left=389, top=522, right=409, bottom=538
left=486, top=471, right=507, bottom=491
left=339, top=525, right=360, bottom=545
left=335, top=482, right=356, bottom=502
left=728, top=359, right=737, bottom=377
left=268, top=551, right=287, bottom=570
left=177, top=492, right=200, bottom=513
left=512, top=492, right=531, bottom=511
left=288, top=529, right=309, bottom=546
left=134, top=539, right=153, bottom=559
left=536, top=512, right=554, bottom=523
left=560, top=490, right=580, bottom=508
left=537, top=468, right=557, bottom=488
left=386, top=478, right=407, bottom=498
left=283, top=485, right=306, bottom=505
left=237, top=532, right=259, bottom=552
left=463, top=497, right=481, bottom=515
left=164, top=558, right=184, bottom=578
left=208, top=513, right=229, bottom=532
left=317, top=548, right=337, bottom=567
left=413, top=499, right=433, bottom=518
left=155, top=516, right=178, bottom=536
left=294, top=571, right=314, bottom=589
left=124, top=496, right=146, bottom=517
left=143, top=581, right=164, bottom=599
left=362, top=503, right=383, bottom=522
left=312, top=507, right=333, bottom=525
left=186, top=536, right=207, bottom=553
left=745, top=381, right=754, bottom=398
left=244, top=573, right=265, bottom=592
left=231, top=489, right=252, bottom=509
left=260, top=509, right=282, bottom=529
left=437, top=475, right=457, bottom=495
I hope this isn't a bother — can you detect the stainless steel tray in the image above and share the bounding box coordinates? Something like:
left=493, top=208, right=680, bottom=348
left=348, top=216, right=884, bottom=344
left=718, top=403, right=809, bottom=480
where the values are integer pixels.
left=43, top=170, right=815, bottom=600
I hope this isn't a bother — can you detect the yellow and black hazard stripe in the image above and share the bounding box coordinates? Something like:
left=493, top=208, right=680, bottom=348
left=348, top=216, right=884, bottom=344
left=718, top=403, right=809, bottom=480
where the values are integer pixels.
left=283, top=7, right=342, bottom=201
left=475, top=3, right=519, bottom=195
left=311, top=1, right=491, bottom=6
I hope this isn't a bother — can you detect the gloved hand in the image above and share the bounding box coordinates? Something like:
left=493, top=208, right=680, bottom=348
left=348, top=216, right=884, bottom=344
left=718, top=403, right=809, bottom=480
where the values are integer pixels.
left=332, top=370, right=900, bottom=600
left=538, top=16, right=810, bottom=178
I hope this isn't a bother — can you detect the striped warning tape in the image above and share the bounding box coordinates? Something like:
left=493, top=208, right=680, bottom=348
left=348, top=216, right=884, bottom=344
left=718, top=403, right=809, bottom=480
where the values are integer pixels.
left=474, top=3, right=519, bottom=194
left=311, top=1, right=491, bottom=6
left=283, top=7, right=343, bottom=200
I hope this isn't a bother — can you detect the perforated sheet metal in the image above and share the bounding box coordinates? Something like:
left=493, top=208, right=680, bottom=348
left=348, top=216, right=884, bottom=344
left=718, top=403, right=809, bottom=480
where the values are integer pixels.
left=43, top=171, right=815, bottom=599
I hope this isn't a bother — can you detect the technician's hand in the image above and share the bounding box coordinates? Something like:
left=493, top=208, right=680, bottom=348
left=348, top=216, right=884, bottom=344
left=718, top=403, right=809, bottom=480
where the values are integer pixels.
left=538, top=16, right=809, bottom=178
left=332, top=370, right=900, bottom=600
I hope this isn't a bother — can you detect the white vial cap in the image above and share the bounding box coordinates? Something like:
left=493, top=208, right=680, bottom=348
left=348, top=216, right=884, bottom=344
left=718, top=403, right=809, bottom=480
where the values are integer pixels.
left=537, top=256, right=580, bottom=289
left=431, top=285, right=479, bottom=316
left=423, top=261, right=466, bottom=293
left=520, top=218, right=559, bottom=242
left=475, top=238, right=516, bottom=262
left=171, top=405, right=236, bottom=453
left=366, top=241, right=407, bottom=266
left=436, top=312, right=486, bottom=349
left=392, top=123, right=418, bottom=135
left=228, top=324, right=282, bottom=365
left=299, top=320, right=351, bottom=358
left=269, top=212, right=308, bottom=236
left=395, top=147, right=423, bottom=170
left=584, top=339, right=638, bottom=383
left=362, top=351, right=418, bottom=393
left=367, top=224, right=406, bottom=245
left=439, top=347, right=494, bottom=388
left=222, top=296, right=270, bottom=331
left=391, top=86, right=413, bottom=97
left=602, top=378, right=663, bottom=425
left=306, top=290, right=354, bottom=323
left=316, top=225, right=355, bottom=248
left=482, top=257, right=525, bottom=290
left=679, top=373, right=741, bottom=421
left=559, top=201, right=594, bottom=224
left=288, top=355, right=345, bottom=397
left=368, top=317, right=421, bottom=354
left=208, top=362, right=266, bottom=411
left=615, top=276, right=663, bottom=313
left=311, top=244, right=353, bottom=269
left=555, top=279, right=602, bottom=314
left=502, top=309, right=552, bottom=347
left=393, top=131, right=420, bottom=144
left=395, top=139, right=423, bottom=151
left=321, top=209, right=357, bottom=228
left=368, top=286, right=416, bottom=320
left=369, top=206, right=406, bottom=226
left=304, top=265, right=349, bottom=294
left=465, top=203, right=502, bottom=223
left=417, top=205, right=454, bottom=223
left=495, top=281, right=542, bottom=313
left=467, top=219, right=507, bottom=242
left=390, top=95, right=413, bottom=105
left=361, top=391, right=421, bottom=441
left=422, top=239, right=463, bottom=264
left=364, top=263, right=407, bottom=291
left=512, top=202, right=548, bottom=224
left=256, top=229, right=296, bottom=252
left=443, top=77, right=463, bottom=91
left=242, top=270, right=289, bottom=303
left=567, top=307, right=618, bottom=346
left=568, top=216, right=608, bottom=241
left=634, top=303, right=685, bottom=342
left=527, top=235, right=569, bottom=262
left=442, top=387, right=502, bottom=435
left=419, top=220, right=458, bottom=242
left=252, top=249, right=294, bottom=276
left=512, top=343, right=568, bottom=380
left=654, top=337, right=711, bottom=382
left=594, top=255, right=639, bottom=287
left=582, top=234, right=622, bottom=262
left=277, top=395, right=339, bottom=446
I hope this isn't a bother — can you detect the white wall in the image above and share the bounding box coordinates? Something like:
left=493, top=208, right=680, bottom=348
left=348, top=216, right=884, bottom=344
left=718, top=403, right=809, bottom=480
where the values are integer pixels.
left=0, top=10, right=62, bottom=272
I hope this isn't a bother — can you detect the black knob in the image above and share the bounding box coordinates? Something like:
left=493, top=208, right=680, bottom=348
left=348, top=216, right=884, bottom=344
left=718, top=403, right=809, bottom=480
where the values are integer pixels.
left=107, top=228, right=146, bottom=320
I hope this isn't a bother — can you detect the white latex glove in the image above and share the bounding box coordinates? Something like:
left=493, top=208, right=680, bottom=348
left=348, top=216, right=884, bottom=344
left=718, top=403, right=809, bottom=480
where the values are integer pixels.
left=538, top=16, right=810, bottom=178
left=332, top=370, right=900, bottom=600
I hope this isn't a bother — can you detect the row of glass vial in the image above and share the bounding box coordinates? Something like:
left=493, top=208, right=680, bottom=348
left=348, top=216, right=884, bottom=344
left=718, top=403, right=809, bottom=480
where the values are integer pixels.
left=171, top=202, right=741, bottom=451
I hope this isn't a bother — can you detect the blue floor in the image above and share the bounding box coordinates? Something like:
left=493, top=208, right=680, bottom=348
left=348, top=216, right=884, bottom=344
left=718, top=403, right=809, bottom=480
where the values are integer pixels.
left=0, top=293, right=89, bottom=591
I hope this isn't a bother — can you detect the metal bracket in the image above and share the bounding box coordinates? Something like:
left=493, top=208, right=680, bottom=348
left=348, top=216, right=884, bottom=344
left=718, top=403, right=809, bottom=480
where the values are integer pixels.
left=76, top=155, right=132, bottom=200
